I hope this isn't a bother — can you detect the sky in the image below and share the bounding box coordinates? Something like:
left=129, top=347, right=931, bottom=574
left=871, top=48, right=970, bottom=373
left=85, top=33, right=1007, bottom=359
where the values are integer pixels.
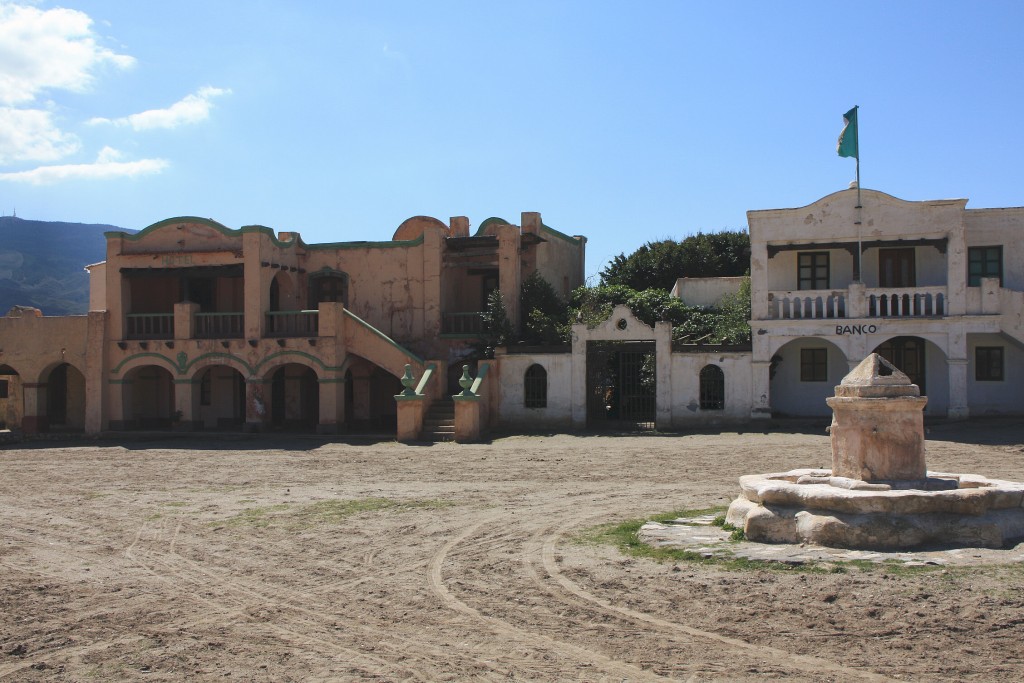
left=1, top=1, right=1023, bottom=281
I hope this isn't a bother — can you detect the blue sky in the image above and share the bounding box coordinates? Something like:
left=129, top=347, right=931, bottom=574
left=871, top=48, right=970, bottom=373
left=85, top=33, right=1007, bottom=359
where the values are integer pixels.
left=1, top=1, right=1022, bottom=281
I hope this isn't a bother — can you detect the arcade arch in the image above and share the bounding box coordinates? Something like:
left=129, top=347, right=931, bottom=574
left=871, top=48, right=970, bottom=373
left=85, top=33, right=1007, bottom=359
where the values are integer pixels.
left=121, top=365, right=176, bottom=429
left=769, top=337, right=848, bottom=417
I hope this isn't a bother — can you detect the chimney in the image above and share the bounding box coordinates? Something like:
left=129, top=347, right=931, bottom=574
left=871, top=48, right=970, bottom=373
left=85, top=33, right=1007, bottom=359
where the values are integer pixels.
left=449, top=216, right=469, bottom=237
left=521, top=211, right=541, bottom=235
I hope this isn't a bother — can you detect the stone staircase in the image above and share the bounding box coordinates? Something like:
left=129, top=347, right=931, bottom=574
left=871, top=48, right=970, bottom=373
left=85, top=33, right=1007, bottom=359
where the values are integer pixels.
left=421, top=399, right=455, bottom=442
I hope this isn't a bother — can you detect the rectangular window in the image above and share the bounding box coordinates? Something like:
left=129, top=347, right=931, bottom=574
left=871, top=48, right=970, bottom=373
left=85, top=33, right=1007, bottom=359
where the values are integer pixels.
left=797, top=252, right=829, bottom=290
left=976, top=346, right=1004, bottom=381
left=968, top=246, right=1003, bottom=287
left=0, top=379, right=7, bottom=399
left=800, top=348, right=828, bottom=382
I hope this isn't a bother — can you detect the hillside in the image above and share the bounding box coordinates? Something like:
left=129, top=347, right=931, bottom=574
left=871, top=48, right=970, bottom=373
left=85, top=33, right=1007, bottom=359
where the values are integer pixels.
left=0, top=216, right=133, bottom=316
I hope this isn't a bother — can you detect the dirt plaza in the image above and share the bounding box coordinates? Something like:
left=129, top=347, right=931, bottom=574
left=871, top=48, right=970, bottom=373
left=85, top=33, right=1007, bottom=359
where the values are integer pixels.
left=2, top=422, right=1023, bottom=681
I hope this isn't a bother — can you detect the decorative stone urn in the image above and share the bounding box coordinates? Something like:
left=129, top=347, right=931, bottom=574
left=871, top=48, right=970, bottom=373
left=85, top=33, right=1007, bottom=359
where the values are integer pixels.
left=725, top=354, right=1024, bottom=550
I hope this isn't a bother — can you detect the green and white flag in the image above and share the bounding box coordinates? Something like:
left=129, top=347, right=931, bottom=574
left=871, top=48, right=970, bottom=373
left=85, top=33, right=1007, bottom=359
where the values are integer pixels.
left=837, top=106, right=859, bottom=159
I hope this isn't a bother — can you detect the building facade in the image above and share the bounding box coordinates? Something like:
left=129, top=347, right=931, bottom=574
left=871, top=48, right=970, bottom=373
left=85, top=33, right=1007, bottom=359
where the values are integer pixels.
left=0, top=212, right=586, bottom=435
left=1, top=187, right=1021, bottom=438
left=748, top=187, right=1024, bottom=419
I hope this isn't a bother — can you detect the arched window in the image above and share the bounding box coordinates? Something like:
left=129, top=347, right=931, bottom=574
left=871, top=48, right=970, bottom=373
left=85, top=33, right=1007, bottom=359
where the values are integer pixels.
left=524, top=364, right=547, bottom=408
left=699, top=365, right=724, bottom=410
left=308, top=268, right=349, bottom=309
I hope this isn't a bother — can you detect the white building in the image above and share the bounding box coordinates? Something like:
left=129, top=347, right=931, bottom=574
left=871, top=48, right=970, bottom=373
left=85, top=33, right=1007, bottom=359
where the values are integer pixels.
left=748, top=187, right=1024, bottom=419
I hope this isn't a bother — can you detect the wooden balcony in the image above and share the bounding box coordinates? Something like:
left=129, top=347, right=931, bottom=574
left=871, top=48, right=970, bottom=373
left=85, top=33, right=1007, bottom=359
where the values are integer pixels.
left=266, top=310, right=319, bottom=337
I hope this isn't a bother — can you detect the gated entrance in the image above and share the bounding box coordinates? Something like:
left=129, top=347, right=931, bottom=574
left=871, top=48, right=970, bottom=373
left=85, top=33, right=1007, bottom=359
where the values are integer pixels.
left=586, top=341, right=656, bottom=430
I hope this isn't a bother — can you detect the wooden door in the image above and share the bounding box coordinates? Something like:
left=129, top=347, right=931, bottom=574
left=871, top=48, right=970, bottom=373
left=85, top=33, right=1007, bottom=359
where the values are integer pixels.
left=879, top=248, right=916, bottom=288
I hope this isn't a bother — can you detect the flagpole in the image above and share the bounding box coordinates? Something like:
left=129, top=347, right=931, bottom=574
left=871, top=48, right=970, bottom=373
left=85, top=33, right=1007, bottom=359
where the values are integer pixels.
left=856, top=112, right=862, bottom=283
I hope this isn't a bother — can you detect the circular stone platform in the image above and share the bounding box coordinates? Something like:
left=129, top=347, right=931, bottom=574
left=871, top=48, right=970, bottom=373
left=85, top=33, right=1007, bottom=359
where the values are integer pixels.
left=641, top=514, right=1024, bottom=567
left=726, top=468, right=1024, bottom=550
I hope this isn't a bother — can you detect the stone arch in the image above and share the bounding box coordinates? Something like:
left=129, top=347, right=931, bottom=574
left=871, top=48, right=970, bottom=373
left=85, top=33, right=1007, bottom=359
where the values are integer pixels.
left=0, top=363, right=23, bottom=431
left=182, top=353, right=253, bottom=382
left=194, top=364, right=246, bottom=430
left=38, top=362, right=86, bottom=431
left=871, top=335, right=949, bottom=415
left=254, top=351, right=325, bottom=380
left=769, top=337, right=849, bottom=417
left=121, top=364, right=176, bottom=429
left=698, top=364, right=725, bottom=411
left=110, top=352, right=181, bottom=379
left=269, top=269, right=300, bottom=312
left=267, top=363, right=319, bottom=431
left=345, top=354, right=401, bottom=434
left=524, top=364, right=547, bottom=408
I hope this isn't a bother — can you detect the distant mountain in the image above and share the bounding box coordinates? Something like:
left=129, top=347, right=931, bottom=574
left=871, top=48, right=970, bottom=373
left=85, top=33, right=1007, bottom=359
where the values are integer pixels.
left=0, top=216, right=135, bottom=316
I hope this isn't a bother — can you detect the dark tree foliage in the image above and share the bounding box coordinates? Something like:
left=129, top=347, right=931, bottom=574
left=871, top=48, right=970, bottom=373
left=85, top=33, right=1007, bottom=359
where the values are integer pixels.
left=519, top=272, right=566, bottom=345
left=600, top=230, right=750, bottom=291
left=475, top=289, right=514, bottom=356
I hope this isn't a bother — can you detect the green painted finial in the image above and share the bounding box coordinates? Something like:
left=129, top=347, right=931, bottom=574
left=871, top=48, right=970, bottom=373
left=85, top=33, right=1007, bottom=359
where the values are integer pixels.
left=400, top=364, right=417, bottom=396
left=458, top=365, right=475, bottom=397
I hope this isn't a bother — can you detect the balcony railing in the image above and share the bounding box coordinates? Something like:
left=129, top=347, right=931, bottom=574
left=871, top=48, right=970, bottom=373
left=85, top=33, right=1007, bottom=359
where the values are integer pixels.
left=866, top=287, right=945, bottom=317
left=769, top=290, right=846, bottom=320
left=266, top=310, right=319, bottom=337
left=768, top=286, right=947, bottom=320
left=195, top=312, right=244, bottom=338
left=442, top=311, right=484, bottom=335
left=125, top=313, right=174, bottom=339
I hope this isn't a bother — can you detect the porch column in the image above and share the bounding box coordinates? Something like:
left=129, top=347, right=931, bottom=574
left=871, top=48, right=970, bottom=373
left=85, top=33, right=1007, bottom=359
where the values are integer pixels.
left=84, top=311, right=107, bottom=434
left=655, top=321, right=672, bottom=429
left=570, top=324, right=587, bottom=429
left=947, top=358, right=969, bottom=420
left=244, top=379, right=270, bottom=432
left=750, top=361, right=771, bottom=419
left=20, top=382, right=47, bottom=434
left=173, top=379, right=201, bottom=431
left=317, top=378, right=345, bottom=434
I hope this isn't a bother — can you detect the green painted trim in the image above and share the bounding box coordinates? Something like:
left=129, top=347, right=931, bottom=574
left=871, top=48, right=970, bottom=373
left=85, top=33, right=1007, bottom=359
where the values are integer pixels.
left=540, top=223, right=585, bottom=246
left=452, top=394, right=480, bottom=402
left=181, top=352, right=254, bottom=376
left=239, top=225, right=301, bottom=248
left=318, top=378, right=346, bottom=384
left=252, top=349, right=345, bottom=374
left=469, top=362, right=489, bottom=395
left=109, top=352, right=177, bottom=374
left=414, top=363, right=437, bottom=395
left=106, top=216, right=237, bottom=241
left=474, top=217, right=511, bottom=236
left=305, top=233, right=425, bottom=250
left=108, top=379, right=133, bottom=385
left=394, top=394, right=427, bottom=402
left=342, top=310, right=425, bottom=365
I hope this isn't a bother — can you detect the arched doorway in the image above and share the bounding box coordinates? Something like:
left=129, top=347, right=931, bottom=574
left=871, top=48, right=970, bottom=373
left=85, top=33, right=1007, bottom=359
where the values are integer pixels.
left=42, top=363, right=86, bottom=431
left=194, top=365, right=245, bottom=430
left=769, top=338, right=848, bottom=417
left=122, top=365, right=176, bottom=429
left=344, top=356, right=401, bottom=434
left=871, top=336, right=949, bottom=415
left=269, top=363, right=319, bottom=431
left=0, top=364, right=22, bottom=431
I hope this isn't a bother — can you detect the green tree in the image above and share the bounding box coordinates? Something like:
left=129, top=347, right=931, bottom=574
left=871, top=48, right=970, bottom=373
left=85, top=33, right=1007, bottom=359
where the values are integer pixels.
left=600, top=230, right=749, bottom=291
left=477, top=289, right=514, bottom=356
left=519, top=272, right=566, bottom=345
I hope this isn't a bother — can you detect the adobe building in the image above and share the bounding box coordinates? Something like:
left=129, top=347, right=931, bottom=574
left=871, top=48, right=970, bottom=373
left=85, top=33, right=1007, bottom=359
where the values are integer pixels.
left=748, top=187, right=1024, bottom=419
left=0, top=186, right=1022, bottom=439
left=0, top=212, right=586, bottom=436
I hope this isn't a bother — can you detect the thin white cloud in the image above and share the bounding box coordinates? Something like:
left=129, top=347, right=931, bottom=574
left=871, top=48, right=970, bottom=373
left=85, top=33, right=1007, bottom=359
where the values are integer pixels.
left=0, top=146, right=168, bottom=184
left=88, top=86, right=232, bottom=131
left=0, top=3, right=134, bottom=106
left=0, top=107, right=80, bottom=163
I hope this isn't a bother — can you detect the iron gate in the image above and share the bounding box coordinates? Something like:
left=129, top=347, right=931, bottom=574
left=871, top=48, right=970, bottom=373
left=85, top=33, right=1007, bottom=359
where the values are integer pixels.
left=586, top=341, right=656, bottom=431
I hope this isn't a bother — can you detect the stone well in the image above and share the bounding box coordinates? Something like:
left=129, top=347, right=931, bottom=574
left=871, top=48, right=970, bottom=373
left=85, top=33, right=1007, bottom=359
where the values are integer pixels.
left=726, top=354, right=1024, bottom=550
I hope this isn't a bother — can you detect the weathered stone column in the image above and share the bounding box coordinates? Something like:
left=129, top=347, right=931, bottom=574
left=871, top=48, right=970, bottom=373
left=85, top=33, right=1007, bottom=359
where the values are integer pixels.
left=243, top=379, right=269, bottom=432
left=318, top=378, right=345, bottom=434
left=826, top=354, right=928, bottom=482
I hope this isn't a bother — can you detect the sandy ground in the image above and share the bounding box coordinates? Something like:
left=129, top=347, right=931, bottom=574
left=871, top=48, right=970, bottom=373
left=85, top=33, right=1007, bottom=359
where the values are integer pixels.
left=1, top=421, right=1024, bottom=682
